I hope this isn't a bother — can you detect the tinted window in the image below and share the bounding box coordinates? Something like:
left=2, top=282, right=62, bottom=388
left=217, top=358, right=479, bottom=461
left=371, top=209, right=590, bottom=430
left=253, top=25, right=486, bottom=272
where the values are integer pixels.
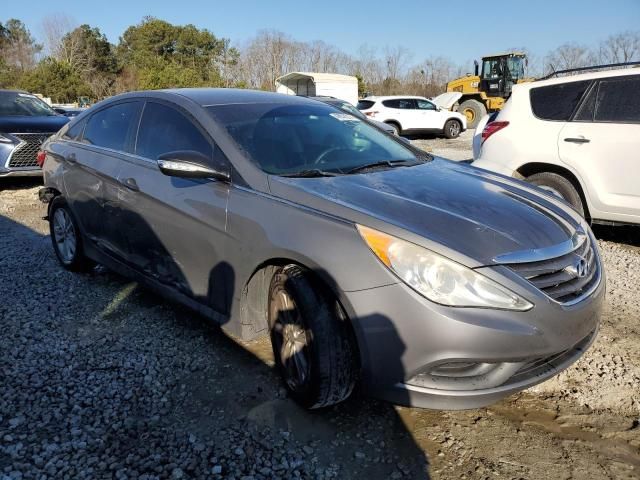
left=208, top=103, right=417, bottom=175
left=62, top=119, right=86, bottom=140
left=594, top=76, right=640, bottom=123
left=416, top=99, right=436, bottom=110
left=530, top=81, right=591, bottom=121
left=0, top=92, right=57, bottom=117
left=382, top=99, right=415, bottom=109
left=136, top=102, right=213, bottom=160
left=574, top=86, right=596, bottom=122
left=357, top=100, right=375, bottom=110
left=83, top=102, right=141, bottom=151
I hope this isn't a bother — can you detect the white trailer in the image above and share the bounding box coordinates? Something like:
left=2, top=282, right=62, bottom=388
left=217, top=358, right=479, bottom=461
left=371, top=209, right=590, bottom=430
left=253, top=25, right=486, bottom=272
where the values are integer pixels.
left=275, top=72, right=359, bottom=106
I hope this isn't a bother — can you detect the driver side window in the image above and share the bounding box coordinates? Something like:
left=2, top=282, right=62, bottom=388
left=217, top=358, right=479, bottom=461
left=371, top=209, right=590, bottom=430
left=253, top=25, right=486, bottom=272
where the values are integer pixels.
left=416, top=100, right=436, bottom=110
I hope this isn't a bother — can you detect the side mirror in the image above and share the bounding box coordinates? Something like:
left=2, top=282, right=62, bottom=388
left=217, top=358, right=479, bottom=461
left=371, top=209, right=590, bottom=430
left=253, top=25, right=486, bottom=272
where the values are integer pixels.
left=156, top=150, right=230, bottom=182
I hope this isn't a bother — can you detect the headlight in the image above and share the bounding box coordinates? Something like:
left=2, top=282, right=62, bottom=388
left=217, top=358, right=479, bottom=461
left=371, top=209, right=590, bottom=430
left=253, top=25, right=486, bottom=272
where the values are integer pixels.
left=0, top=133, right=15, bottom=143
left=357, top=225, right=533, bottom=311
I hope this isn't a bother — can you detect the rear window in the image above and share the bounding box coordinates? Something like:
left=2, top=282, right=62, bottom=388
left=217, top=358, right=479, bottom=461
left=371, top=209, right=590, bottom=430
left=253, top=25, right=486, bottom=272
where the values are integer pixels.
left=594, top=76, right=640, bottom=123
left=382, top=99, right=415, bottom=109
left=62, top=119, right=86, bottom=141
left=356, top=100, right=375, bottom=110
left=529, top=81, right=591, bottom=121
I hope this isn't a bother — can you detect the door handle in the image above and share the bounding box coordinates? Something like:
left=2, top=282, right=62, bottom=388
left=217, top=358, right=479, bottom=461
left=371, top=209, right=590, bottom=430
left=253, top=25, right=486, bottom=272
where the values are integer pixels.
left=66, top=153, right=77, bottom=163
left=564, top=137, right=590, bottom=144
left=121, top=177, right=140, bottom=192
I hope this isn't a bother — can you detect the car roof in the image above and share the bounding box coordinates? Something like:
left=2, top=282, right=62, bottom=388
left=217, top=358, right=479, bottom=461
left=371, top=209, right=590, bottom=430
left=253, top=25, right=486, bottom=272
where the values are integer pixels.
left=518, top=67, right=640, bottom=91
left=164, top=88, right=320, bottom=106
left=362, top=95, right=428, bottom=101
left=98, top=88, right=324, bottom=109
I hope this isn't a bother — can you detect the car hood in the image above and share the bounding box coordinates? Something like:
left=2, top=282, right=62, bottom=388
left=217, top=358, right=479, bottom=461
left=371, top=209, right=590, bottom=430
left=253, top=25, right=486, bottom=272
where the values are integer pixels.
left=0, top=115, right=69, bottom=133
left=431, top=92, right=463, bottom=110
left=268, top=159, right=582, bottom=267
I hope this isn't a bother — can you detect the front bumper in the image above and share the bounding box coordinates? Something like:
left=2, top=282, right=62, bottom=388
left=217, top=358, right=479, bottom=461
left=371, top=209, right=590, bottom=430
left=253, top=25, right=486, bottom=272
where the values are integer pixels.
left=342, top=263, right=605, bottom=410
left=0, top=167, right=43, bottom=177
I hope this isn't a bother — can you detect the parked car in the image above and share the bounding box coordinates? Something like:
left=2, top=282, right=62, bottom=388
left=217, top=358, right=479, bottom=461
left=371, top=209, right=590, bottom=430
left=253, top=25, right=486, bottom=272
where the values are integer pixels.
left=473, top=68, right=640, bottom=225
left=40, top=89, right=603, bottom=410
left=309, top=95, right=398, bottom=135
left=0, top=90, right=69, bottom=177
left=357, top=95, right=467, bottom=138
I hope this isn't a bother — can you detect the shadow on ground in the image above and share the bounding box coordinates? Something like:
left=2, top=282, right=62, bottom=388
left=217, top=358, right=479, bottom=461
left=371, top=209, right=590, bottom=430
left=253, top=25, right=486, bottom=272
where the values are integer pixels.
left=0, top=188, right=431, bottom=479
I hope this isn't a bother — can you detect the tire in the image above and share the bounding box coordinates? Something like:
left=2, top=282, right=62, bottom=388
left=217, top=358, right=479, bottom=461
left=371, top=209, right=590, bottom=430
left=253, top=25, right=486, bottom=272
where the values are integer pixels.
left=443, top=119, right=462, bottom=139
left=457, top=99, right=487, bottom=129
left=49, top=198, right=93, bottom=272
left=527, top=172, right=585, bottom=217
left=384, top=121, right=401, bottom=136
left=268, top=265, right=357, bottom=409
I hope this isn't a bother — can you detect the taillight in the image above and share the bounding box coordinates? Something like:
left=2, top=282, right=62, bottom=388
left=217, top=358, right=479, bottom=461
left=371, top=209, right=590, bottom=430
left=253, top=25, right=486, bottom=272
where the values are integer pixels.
left=36, top=150, right=47, bottom=168
left=364, top=111, right=379, bottom=117
left=481, top=121, right=509, bottom=144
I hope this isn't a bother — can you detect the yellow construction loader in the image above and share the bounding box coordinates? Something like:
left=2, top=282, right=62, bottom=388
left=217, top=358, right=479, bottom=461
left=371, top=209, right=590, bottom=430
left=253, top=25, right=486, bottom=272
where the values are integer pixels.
left=446, top=52, right=531, bottom=128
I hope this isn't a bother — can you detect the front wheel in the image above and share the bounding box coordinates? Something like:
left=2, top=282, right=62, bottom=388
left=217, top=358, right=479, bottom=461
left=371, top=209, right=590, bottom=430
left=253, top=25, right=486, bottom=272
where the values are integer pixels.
left=443, top=119, right=462, bottom=139
left=268, top=265, right=358, bottom=409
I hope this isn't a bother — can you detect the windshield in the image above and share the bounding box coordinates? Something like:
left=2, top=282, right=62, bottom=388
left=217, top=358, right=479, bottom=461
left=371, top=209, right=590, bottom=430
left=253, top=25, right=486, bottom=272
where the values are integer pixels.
left=482, top=57, right=525, bottom=80
left=208, top=103, right=418, bottom=175
left=333, top=101, right=367, bottom=120
left=0, top=92, right=57, bottom=117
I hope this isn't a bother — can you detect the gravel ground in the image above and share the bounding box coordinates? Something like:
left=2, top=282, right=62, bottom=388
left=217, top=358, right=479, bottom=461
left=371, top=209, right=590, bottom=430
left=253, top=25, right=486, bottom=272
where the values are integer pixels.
left=1, top=168, right=639, bottom=479
left=409, top=130, right=475, bottom=161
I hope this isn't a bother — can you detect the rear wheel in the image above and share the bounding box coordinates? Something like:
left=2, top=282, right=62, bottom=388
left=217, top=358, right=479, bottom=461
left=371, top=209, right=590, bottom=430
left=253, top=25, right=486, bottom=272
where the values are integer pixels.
left=443, top=119, right=462, bottom=139
left=268, top=265, right=357, bottom=409
left=384, top=121, right=401, bottom=136
left=457, top=99, right=487, bottom=129
left=527, top=172, right=585, bottom=217
left=49, top=198, right=93, bottom=271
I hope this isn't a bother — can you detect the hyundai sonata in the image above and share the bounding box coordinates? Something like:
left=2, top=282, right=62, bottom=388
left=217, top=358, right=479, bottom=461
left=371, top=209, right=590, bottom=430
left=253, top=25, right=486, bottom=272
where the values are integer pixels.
left=40, top=89, right=604, bottom=409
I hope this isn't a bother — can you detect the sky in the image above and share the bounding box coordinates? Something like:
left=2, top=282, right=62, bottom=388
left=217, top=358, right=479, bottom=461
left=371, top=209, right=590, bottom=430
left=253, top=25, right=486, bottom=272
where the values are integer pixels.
left=3, top=0, right=640, bottom=66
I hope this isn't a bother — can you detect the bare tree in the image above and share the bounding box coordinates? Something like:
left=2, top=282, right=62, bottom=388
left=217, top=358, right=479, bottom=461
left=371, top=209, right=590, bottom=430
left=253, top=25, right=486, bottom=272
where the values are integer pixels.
left=544, top=42, right=596, bottom=75
left=383, top=45, right=411, bottom=81
left=597, top=31, right=640, bottom=63
left=41, top=13, right=76, bottom=58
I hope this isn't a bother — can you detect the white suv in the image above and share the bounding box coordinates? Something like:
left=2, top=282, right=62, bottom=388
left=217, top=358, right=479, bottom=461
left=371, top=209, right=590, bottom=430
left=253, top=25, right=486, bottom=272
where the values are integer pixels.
left=357, top=95, right=467, bottom=138
left=474, top=68, right=640, bottom=225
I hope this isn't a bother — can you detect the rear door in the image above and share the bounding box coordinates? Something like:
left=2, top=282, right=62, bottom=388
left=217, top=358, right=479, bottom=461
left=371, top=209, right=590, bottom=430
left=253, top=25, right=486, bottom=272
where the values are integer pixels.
left=558, top=75, right=640, bottom=221
left=63, top=101, right=142, bottom=253
left=116, top=100, right=232, bottom=313
left=381, top=99, right=416, bottom=129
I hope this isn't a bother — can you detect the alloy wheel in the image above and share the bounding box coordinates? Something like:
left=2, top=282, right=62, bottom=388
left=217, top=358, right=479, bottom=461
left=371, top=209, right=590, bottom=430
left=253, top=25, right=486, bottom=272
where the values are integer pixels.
left=271, top=288, right=310, bottom=391
left=53, top=208, right=77, bottom=264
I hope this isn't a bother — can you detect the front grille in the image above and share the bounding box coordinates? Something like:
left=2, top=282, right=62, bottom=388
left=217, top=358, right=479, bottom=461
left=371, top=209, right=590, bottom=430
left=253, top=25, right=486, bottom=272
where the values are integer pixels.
left=506, top=235, right=599, bottom=304
left=7, top=133, right=53, bottom=168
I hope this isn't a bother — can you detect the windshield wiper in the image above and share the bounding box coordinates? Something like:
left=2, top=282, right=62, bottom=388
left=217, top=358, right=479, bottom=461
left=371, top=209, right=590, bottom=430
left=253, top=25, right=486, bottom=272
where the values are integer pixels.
left=280, top=169, right=342, bottom=178
left=346, top=159, right=420, bottom=174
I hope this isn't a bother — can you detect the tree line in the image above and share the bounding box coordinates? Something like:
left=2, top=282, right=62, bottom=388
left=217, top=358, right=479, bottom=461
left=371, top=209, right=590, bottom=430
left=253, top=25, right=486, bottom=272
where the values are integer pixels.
left=1, top=16, right=638, bottom=103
